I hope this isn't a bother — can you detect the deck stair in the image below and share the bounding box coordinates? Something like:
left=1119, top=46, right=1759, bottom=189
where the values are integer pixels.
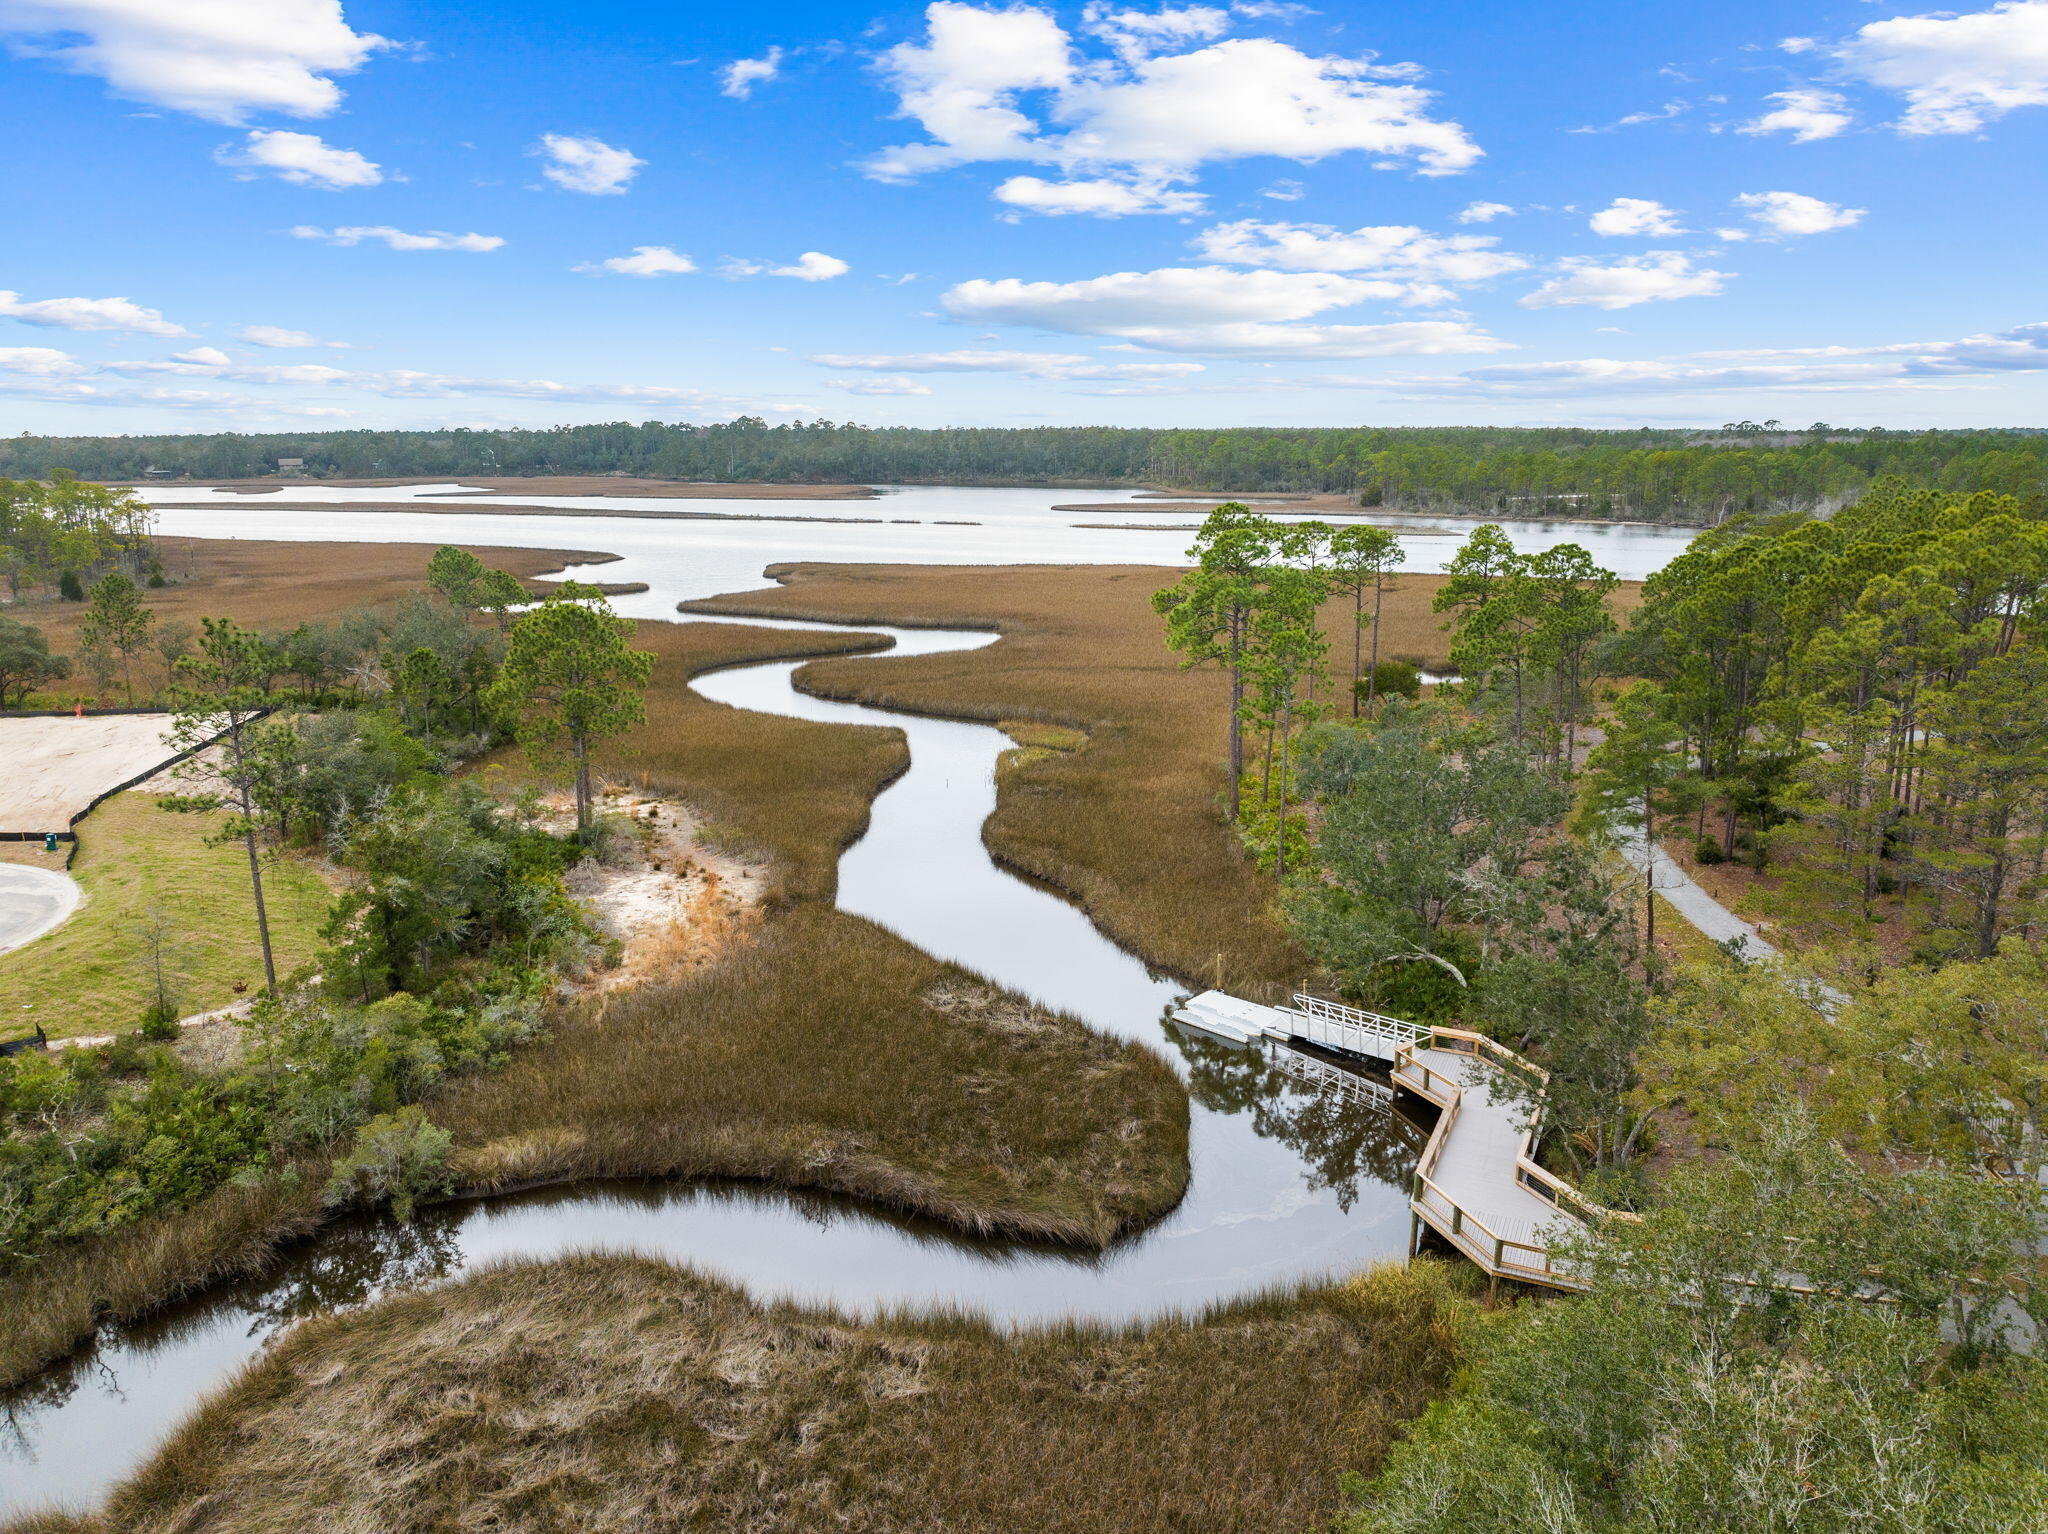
left=1176, top=991, right=1620, bottom=1290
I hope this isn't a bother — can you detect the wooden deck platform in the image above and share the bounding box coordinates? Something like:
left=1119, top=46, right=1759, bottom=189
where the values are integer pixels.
left=1392, top=1032, right=1615, bottom=1290
left=1177, top=992, right=1618, bottom=1290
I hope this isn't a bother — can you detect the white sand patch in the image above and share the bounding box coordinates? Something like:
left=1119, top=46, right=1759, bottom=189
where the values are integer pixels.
left=552, top=785, right=765, bottom=986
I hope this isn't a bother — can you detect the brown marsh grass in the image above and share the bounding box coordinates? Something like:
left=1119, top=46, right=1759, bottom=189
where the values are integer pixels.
left=0, top=1168, right=332, bottom=1392
left=19, top=536, right=614, bottom=656
left=439, top=902, right=1189, bottom=1245
left=687, top=563, right=1641, bottom=995
left=20, top=1255, right=1467, bottom=1534
left=0, top=611, right=1188, bottom=1386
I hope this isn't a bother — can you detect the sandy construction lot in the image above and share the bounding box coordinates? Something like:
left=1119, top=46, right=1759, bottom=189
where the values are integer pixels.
left=0, top=714, right=185, bottom=831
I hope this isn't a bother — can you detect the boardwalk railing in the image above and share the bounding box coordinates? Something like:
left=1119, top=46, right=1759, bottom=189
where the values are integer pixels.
left=1286, top=993, right=1429, bottom=1063
left=1394, top=1025, right=1635, bottom=1289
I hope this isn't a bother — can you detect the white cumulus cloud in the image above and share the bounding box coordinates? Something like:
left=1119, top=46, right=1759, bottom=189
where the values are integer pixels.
left=579, top=245, right=698, bottom=277
left=807, top=348, right=1204, bottom=380
left=1190, top=218, right=1526, bottom=294
left=1835, top=0, right=2048, bottom=135
left=0, top=346, right=84, bottom=375
left=724, top=251, right=849, bottom=281
left=1588, top=197, right=1688, bottom=237
left=721, top=46, right=784, bottom=99
left=823, top=375, right=934, bottom=396
left=0, top=289, right=188, bottom=336
left=0, top=0, right=391, bottom=123
left=290, top=225, right=505, bottom=252
left=862, top=1, right=1480, bottom=216
left=1734, top=191, right=1865, bottom=238
left=1738, top=88, right=1855, bottom=143
left=940, top=264, right=1509, bottom=356
left=217, top=128, right=383, bottom=188
left=1520, top=252, right=1730, bottom=310
left=1456, top=200, right=1513, bottom=223
left=536, top=134, right=644, bottom=195
left=994, top=175, right=1206, bottom=216
left=1361, top=321, right=2048, bottom=400
left=1081, top=3, right=1231, bottom=62
left=236, top=324, right=348, bottom=348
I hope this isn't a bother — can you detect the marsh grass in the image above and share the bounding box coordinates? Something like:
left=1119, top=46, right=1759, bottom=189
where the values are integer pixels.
left=440, top=903, right=1188, bottom=1244
left=0, top=609, right=1190, bottom=1389
left=22, top=1254, right=1467, bottom=1534
left=585, top=620, right=904, bottom=899
left=688, top=563, right=1641, bottom=995
left=681, top=564, right=1618, bottom=995
left=19, top=537, right=610, bottom=662
left=0, top=1168, right=331, bottom=1390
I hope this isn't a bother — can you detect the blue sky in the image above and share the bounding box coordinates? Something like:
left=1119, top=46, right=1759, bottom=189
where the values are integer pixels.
left=3, top=0, right=2047, bottom=435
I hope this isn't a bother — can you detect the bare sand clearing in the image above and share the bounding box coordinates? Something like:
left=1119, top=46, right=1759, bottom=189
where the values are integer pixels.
left=555, top=785, right=766, bottom=988
left=144, top=477, right=878, bottom=500
left=0, top=714, right=184, bottom=831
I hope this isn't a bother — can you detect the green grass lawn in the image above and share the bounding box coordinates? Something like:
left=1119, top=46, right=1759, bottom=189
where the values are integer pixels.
left=0, top=793, right=334, bottom=1042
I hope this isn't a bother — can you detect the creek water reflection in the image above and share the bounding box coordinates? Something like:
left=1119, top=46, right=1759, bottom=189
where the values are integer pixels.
left=0, top=485, right=1701, bottom=1516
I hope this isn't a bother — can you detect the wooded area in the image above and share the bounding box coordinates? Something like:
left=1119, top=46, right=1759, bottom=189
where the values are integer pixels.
left=6, top=421, right=2047, bottom=523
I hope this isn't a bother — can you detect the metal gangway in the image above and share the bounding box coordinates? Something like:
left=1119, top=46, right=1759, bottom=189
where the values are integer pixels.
left=1174, top=990, right=1427, bottom=1063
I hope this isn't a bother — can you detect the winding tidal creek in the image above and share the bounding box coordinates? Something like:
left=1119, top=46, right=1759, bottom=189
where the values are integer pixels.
left=4, top=490, right=1693, bottom=1515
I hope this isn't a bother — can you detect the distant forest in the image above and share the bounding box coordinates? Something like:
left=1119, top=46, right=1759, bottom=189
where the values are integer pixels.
left=6, top=419, right=2046, bottom=524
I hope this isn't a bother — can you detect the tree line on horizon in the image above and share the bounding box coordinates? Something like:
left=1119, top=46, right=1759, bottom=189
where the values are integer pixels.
left=5, top=420, right=2046, bottom=524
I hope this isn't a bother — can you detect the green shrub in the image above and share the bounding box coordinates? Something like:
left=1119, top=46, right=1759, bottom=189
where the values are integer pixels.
left=1693, top=834, right=1725, bottom=865
left=139, top=999, right=180, bottom=1041
left=58, top=569, right=85, bottom=602
left=323, top=1106, right=453, bottom=1221
left=1352, top=661, right=1422, bottom=705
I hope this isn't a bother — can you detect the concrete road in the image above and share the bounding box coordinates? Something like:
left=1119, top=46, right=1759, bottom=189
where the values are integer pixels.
left=0, top=863, right=81, bottom=955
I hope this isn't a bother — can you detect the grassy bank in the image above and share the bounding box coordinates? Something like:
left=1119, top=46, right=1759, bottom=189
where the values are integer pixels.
left=22, top=1255, right=1463, bottom=1534
left=442, top=902, right=1186, bottom=1244
left=0, top=793, right=334, bottom=1042
left=686, top=562, right=1639, bottom=995
left=16, top=536, right=614, bottom=663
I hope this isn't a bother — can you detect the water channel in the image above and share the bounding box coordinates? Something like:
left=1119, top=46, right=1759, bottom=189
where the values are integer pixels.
left=1, top=488, right=1697, bottom=1517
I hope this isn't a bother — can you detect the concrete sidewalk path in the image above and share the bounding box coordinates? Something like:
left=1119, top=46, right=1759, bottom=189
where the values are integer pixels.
left=1616, top=827, right=1778, bottom=962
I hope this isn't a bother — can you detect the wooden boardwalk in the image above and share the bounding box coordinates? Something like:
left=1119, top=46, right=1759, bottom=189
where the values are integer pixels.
left=1177, top=992, right=1618, bottom=1289
left=1392, top=1030, right=1618, bottom=1290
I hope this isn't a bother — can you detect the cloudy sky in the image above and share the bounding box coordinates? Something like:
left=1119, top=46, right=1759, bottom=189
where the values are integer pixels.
left=3, top=0, right=2047, bottom=433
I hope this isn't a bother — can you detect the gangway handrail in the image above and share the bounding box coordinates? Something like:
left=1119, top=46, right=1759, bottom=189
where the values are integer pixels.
left=1284, top=993, right=1430, bottom=1062
left=1289, top=992, right=1429, bottom=1043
